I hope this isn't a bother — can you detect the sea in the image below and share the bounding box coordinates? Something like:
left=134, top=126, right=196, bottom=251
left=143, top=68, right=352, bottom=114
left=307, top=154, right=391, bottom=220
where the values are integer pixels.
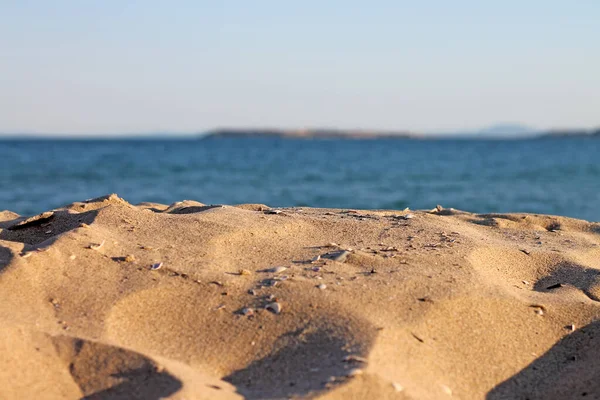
left=1, top=136, right=599, bottom=221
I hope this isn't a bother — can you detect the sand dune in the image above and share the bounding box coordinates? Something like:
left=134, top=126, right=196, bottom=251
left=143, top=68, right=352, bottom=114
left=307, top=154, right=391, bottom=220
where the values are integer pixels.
left=1, top=194, right=599, bottom=399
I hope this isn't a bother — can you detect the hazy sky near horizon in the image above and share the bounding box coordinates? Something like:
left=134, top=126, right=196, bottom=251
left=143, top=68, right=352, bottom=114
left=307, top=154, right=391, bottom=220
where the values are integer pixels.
left=1, top=1, right=599, bottom=135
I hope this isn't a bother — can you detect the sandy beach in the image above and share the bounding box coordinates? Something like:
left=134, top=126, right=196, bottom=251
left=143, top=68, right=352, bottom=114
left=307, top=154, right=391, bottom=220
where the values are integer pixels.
left=1, top=194, right=599, bottom=399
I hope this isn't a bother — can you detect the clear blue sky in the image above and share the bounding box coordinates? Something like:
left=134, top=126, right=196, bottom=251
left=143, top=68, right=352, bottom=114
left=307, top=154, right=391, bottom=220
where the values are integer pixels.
left=1, top=1, right=598, bottom=135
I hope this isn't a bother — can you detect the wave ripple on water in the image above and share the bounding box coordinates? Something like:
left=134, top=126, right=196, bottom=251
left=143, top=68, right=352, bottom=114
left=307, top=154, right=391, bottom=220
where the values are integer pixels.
left=0, top=137, right=599, bottom=221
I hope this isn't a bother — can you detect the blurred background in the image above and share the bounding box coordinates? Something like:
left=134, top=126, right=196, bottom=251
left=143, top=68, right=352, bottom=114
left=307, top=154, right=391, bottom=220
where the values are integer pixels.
left=1, top=1, right=599, bottom=220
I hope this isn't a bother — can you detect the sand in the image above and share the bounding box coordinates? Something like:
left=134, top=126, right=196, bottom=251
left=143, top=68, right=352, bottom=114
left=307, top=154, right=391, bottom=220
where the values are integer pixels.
left=0, top=194, right=599, bottom=400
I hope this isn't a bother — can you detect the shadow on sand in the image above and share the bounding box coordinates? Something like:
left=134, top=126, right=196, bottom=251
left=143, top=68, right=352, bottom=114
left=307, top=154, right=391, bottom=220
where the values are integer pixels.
left=81, top=367, right=182, bottom=400
left=487, top=320, right=600, bottom=400
left=0, top=208, right=101, bottom=274
left=532, top=261, right=600, bottom=302
left=224, top=328, right=366, bottom=400
left=52, top=336, right=182, bottom=400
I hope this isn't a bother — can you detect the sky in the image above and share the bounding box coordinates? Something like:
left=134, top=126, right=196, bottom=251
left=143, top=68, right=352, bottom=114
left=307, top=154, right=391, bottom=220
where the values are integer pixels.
left=0, top=0, right=599, bottom=135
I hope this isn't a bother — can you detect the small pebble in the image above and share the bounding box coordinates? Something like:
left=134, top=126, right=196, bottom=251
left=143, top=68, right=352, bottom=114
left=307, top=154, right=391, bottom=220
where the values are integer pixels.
left=311, top=255, right=321, bottom=263
left=124, top=254, right=135, bottom=262
left=343, top=355, right=368, bottom=363
left=333, top=250, right=350, bottom=262
left=265, top=209, right=282, bottom=215
left=241, top=307, right=254, bottom=316
left=346, top=368, right=363, bottom=377
left=89, top=240, right=105, bottom=250
left=392, top=382, right=404, bottom=392
left=441, top=384, right=452, bottom=396
left=69, top=254, right=77, bottom=260
left=150, top=262, right=163, bottom=270
left=269, top=266, right=288, bottom=273
left=239, top=269, right=251, bottom=276
left=317, top=284, right=327, bottom=290
left=546, top=283, right=563, bottom=290
left=265, top=302, right=282, bottom=314
left=404, top=213, right=415, bottom=220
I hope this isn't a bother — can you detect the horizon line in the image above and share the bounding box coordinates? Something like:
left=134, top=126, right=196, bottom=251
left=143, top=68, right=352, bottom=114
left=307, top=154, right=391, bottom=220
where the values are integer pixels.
left=0, top=128, right=598, bottom=141
left=1, top=123, right=600, bottom=138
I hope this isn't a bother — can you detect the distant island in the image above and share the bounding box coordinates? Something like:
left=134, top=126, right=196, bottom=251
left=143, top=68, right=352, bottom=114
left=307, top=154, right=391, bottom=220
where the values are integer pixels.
left=202, top=128, right=417, bottom=140
left=439, top=123, right=539, bottom=139
left=202, top=125, right=600, bottom=140
left=545, top=128, right=600, bottom=138
left=1, top=125, right=599, bottom=140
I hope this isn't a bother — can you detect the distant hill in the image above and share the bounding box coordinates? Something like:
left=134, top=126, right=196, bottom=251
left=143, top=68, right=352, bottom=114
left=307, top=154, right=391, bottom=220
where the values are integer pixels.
left=2, top=125, right=598, bottom=140
left=545, top=127, right=600, bottom=138
left=437, top=123, right=540, bottom=139
left=475, top=123, right=538, bottom=138
left=201, top=126, right=600, bottom=140
left=202, top=128, right=416, bottom=140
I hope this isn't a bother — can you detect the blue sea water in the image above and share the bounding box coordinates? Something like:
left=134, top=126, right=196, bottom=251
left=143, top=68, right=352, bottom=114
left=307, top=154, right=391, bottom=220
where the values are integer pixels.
left=0, top=137, right=599, bottom=221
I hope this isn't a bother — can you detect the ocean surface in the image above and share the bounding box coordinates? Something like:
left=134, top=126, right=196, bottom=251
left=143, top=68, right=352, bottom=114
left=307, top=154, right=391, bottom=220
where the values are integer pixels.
left=1, top=137, right=599, bottom=221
